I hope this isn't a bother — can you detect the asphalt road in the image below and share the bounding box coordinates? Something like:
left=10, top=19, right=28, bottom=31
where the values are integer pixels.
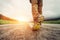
left=0, top=24, right=60, bottom=40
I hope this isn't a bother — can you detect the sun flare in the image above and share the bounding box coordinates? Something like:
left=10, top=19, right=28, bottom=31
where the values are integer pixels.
left=15, top=16, right=34, bottom=28
left=15, top=16, right=29, bottom=22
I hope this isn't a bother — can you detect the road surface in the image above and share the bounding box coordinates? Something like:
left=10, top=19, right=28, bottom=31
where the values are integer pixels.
left=0, top=24, right=60, bottom=40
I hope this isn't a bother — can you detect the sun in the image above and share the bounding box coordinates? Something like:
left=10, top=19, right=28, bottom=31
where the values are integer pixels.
left=16, top=16, right=29, bottom=22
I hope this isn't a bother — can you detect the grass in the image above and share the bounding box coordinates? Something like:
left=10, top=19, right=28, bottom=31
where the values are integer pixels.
left=43, top=20, right=60, bottom=24
left=0, top=19, right=19, bottom=25
left=0, top=19, right=10, bottom=24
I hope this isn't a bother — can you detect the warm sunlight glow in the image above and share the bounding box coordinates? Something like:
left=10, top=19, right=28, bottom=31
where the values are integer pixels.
left=1, top=0, right=33, bottom=22
left=15, top=16, right=34, bottom=28
left=0, top=0, right=34, bottom=28
left=16, top=16, right=29, bottom=22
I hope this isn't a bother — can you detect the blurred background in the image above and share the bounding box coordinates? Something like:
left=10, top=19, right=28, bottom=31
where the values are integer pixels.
left=0, top=0, right=60, bottom=24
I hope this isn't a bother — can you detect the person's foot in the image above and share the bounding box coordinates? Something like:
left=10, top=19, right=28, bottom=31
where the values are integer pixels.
left=32, top=23, right=41, bottom=31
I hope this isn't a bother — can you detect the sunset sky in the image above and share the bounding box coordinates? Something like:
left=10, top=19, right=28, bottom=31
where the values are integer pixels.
left=0, top=0, right=60, bottom=21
